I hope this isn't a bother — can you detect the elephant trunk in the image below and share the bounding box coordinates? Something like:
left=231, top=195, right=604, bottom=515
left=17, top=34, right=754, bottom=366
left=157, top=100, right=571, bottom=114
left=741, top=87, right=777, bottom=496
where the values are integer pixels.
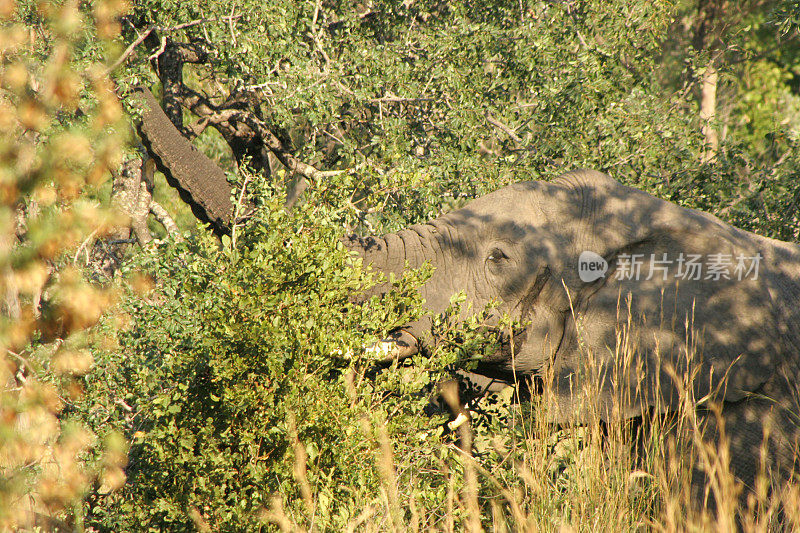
left=135, top=84, right=432, bottom=333
left=135, top=87, right=235, bottom=235
left=342, top=233, right=411, bottom=282
left=342, top=224, right=438, bottom=293
left=342, top=228, right=436, bottom=347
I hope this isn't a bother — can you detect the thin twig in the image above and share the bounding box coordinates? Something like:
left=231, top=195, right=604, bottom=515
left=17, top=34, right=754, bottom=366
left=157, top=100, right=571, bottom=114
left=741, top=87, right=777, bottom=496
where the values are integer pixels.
left=244, top=81, right=280, bottom=91
left=148, top=35, right=167, bottom=63
left=230, top=174, right=250, bottom=249
left=105, top=15, right=243, bottom=74
left=369, top=95, right=435, bottom=103
left=228, top=4, right=238, bottom=48
left=485, top=112, right=524, bottom=145
left=576, top=29, right=589, bottom=49
left=229, top=110, right=349, bottom=181
left=73, top=228, right=99, bottom=266
left=149, top=201, right=183, bottom=241
left=310, top=0, right=330, bottom=72
left=106, top=26, right=155, bottom=74
left=186, top=115, right=211, bottom=138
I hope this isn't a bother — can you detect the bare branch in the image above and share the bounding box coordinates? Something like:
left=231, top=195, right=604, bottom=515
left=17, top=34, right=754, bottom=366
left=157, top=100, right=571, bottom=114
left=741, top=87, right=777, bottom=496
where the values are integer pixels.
left=148, top=35, right=167, bottom=63
left=149, top=201, right=183, bottom=241
left=105, top=15, right=243, bottom=75
left=230, top=174, right=250, bottom=249
left=369, top=94, right=434, bottom=103
left=233, top=112, right=348, bottom=181
left=106, top=26, right=154, bottom=74
left=73, top=229, right=99, bottom=266
left=185, top=116, right=211, bottom=138
left=175, top=86, right=348, bottom=182
left=228, top=4, right=238, bottom=48
left=485, top=113, right=524, bottom=145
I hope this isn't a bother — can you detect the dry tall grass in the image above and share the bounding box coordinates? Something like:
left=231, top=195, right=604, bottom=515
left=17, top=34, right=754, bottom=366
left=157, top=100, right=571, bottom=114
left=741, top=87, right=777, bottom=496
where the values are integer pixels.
left=268, top=304, right=800, bottom=532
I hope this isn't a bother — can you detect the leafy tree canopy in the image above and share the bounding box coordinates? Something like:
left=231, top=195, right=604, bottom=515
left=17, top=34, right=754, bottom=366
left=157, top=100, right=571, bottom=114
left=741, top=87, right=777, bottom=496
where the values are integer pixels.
left=111, top=0, right=800, bottom=239
left=3, top=0, right=800, bottom=529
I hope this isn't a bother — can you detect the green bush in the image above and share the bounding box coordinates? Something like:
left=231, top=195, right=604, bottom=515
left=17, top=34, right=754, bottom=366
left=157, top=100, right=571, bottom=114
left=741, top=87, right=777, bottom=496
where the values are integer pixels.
left=63, top=1, right=800, bottom=529
left=77, top=181, right=481, bottom=529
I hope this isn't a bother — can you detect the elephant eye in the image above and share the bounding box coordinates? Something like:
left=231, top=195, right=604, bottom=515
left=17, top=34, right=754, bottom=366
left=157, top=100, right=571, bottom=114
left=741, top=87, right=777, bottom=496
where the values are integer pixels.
left=487, top=248, right=509, bottom=263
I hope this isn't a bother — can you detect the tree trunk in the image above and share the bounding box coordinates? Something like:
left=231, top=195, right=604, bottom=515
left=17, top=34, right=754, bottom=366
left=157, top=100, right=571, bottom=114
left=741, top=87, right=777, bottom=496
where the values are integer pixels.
left=694, top=0, right=722, bottom=164
left=699, top=63, right=719, bottom=163
left=112, top=155, right=153, bottom=247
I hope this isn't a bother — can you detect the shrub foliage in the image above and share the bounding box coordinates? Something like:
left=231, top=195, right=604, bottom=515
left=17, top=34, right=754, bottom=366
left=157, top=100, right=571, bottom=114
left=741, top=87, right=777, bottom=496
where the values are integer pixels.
left=3, top=0, right=800, bottom=530
left=82, top=187, right=448, bottom=529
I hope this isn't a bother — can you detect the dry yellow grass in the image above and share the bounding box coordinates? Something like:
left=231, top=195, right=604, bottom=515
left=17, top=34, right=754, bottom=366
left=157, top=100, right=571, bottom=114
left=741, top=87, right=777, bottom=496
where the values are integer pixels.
left=269, top=302, right=800, bottom=532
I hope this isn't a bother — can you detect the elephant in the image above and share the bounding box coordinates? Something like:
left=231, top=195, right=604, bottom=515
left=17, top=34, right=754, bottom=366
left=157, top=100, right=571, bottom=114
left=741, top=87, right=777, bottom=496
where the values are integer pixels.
left=134, top=87, right=800, bottom=508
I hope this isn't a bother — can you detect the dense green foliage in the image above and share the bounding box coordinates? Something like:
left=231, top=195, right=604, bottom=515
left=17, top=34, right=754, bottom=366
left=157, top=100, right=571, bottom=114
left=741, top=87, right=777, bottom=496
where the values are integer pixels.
left=81, top=184, right=484, bottom=529
left=116, top=0, right=800, bottom=237
left=3, top=0, right=799, bottom=529
left=79, top=185, right=662, bottom=529
left=81, top=0, right=800, bottom=529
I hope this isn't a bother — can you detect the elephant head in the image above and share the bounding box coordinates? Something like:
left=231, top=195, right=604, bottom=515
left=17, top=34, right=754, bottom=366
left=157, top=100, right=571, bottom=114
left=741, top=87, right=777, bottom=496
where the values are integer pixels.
left=134, top=87, right=800, bottom=491
left=344, top=172, right=800, bottom=421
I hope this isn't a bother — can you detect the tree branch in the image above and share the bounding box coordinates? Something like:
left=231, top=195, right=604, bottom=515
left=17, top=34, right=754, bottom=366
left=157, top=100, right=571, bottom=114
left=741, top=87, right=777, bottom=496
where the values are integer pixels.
left=485, top=113, right=524, bottom=145
left=169, top=79, right=345, bottom=182
left=105, top=15, right=242, bottom=74
left=149, top=201, right=183, bottom=240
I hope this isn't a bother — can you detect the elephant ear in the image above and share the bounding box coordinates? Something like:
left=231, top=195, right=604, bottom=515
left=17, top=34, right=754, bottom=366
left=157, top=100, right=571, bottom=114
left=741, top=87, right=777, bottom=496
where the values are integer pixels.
left=547, top=170, right=792, bottom=423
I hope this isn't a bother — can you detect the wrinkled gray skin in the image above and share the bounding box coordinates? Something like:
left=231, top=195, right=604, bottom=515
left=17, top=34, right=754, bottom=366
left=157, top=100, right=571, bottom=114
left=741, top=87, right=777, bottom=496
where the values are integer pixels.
left=347, top=173, right=800, bottom=499
left=136, top=87, right=799, bottom=506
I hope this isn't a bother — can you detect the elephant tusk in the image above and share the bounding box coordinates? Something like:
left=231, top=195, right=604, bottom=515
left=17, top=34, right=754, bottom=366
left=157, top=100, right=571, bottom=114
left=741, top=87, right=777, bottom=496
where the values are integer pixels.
left=363, top=340, right=396, bottom=360
left=365, top=338, right=418, bottom=362
left=330, top=348, right=355, bottom=359
left=447, top=412, right=470, bottom=430
left=334, top=337, right=418, bottom=362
